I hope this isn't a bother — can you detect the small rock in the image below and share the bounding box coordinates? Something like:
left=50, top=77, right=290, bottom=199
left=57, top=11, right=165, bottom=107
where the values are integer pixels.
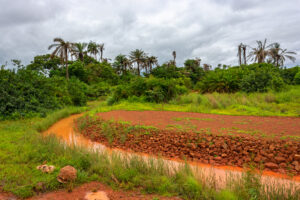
left=274, top=156, right=286, bottom=163
left=292, top=161, right=299, bottom=166
left=57, top=165, right=77, bottom=183
left=37, top=164, right=55, bottom=173
left=279, top=163, right=287, bottom=168
left=214, top=156, right=222, bottom=161
left=269, top=145, right=275, bottom=151
left=265, top=162, right=278, bottom=169
left=295, top=154, right=300, bottom=161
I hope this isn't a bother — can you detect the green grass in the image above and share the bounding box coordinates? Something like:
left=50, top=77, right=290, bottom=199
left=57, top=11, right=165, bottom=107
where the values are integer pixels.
left=90, top=85, right=300, bottom=117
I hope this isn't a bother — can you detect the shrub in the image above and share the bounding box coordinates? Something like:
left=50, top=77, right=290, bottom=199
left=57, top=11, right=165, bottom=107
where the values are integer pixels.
left=0, top=67, right=87, bottom=120
left=67, top=78, right=87, bottom=106
left=294, top=71, right=300, bottom=85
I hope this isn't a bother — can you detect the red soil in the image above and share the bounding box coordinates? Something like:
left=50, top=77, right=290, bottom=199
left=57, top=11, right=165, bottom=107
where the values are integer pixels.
left=79, top=111, right=300, bottom=176
left=97, top=110, right=300, bottom=139
left=0, top=182, right=181, bottom=200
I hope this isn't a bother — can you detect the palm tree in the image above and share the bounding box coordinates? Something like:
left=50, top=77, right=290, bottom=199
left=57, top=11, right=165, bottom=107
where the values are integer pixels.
left=147, top=56, right=158, bottom=72
left=172, top=51, right=176, bottom=66
left=269, top=43, right=296, bottom=66
left=48, top=37, right=72, bottom=79
left=114, top=54, right=130, bottom=74
left=71, top=42, right=87, bottom=62
left=97, top=43, right=105, bottom=62
left=248, top=39, right=272, bottom=63
left=87, top=41, right=98, bottom=60
left=129, top=49, right=146, bottom=76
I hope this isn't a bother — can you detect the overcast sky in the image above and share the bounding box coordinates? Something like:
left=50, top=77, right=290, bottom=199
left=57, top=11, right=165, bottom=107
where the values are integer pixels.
left=1, top=0, right=300, bottom=68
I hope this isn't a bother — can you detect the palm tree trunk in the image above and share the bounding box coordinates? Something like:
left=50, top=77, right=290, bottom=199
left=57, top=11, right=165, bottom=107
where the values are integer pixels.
left=100, top=51, right=103, bottom=62
left=243, top=47, right=247, bottom=65
left=137, top=62, right=140, bottom=76
left=65, top=48, right=69, bottom=80
left=238, top=46, right=242, bottom=66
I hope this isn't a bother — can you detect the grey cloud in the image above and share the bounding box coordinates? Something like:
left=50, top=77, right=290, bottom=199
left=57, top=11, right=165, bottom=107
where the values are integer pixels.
left=0, top=0, right=299, bottom=68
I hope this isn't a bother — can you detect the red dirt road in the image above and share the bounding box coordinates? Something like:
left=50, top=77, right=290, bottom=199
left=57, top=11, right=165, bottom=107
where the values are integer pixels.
left=98, top=110, right=300, bottom=139
left=0, top=182, right=181, bottom=200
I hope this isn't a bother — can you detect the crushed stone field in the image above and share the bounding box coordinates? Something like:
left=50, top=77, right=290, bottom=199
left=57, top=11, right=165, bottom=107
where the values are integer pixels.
left=76, top=111, right=300, bottom=176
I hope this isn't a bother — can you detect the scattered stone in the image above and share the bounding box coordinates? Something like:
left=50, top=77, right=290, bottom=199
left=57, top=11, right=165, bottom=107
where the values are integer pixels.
left=57, top=165, right=77, bottom=183
left=37, top=164, right=55, bottom=173
left=264, top=162, right=278, bottom=169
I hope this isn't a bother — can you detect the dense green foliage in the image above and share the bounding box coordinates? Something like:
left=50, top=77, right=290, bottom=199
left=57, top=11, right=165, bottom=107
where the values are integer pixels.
left=1, top=50, right=299, bottom=120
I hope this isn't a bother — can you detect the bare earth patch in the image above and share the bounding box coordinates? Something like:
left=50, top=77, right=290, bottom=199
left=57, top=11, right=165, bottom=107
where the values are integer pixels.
left=97, top=110, right=300, bottom=139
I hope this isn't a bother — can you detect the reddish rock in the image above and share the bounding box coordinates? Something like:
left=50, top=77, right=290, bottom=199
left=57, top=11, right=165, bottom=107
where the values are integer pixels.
left=214, top=156, right=222, bottom=161
left=279, top=163, right=287, bottom=168
left=264, top=162, right=278, bottom=169
left=295, top=154, right=300, bottom=161
left=221, top=153, right=227, bottom=157
left=57, top=165, right=77, bottom=183
left=274, top=156, right=286, bottom=163
left=269, top=145, right=275, bottom=151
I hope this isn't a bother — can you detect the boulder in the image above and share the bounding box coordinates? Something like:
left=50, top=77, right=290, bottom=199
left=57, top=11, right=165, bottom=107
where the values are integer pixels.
left=57, top=165, right=77, bottom=183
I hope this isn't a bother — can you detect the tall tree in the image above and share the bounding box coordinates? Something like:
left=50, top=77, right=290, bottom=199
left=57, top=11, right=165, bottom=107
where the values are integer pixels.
left=269, top=43, right=296, bottom=66
left=172, top=50, right=176, bottom=66
left=248, top=39, right=271, bottom=63
left=147, top=56, right=158, bottom=72
left=48, top=37, right=72, bottom=79
left=129, top=49, right=146, bottom=76
left=87, top=41, right=98, bottom=60
left=113, top=54, right=130, bottom=74
left=71, top=42, right=87, bottom=62
left=97, top=43, right=105, bottom=62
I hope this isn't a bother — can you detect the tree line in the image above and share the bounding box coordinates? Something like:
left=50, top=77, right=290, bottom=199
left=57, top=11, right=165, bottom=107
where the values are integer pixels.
left=1, top=37, right=299, bottom=120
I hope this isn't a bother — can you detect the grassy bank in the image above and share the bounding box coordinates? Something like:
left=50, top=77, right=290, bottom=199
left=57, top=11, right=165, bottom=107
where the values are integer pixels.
left=94, top=85, right=300, bottom=117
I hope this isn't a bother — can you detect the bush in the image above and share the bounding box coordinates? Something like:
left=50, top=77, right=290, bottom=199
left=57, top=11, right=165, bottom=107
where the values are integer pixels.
left=67, top=78, right=87, bottom=106
left=197, top=63, right=286, bottom=93
left=0, top=67, right=87, bottom=120
left=294, top=71, right=300, bottom=85
left=86, top=82, right=111, bottom=99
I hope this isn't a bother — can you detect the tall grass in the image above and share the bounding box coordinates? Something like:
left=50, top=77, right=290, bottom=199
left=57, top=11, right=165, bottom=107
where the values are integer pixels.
left=169, top=85, right=300, bottom=116
left=89, top=85, right=300, bottom=117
